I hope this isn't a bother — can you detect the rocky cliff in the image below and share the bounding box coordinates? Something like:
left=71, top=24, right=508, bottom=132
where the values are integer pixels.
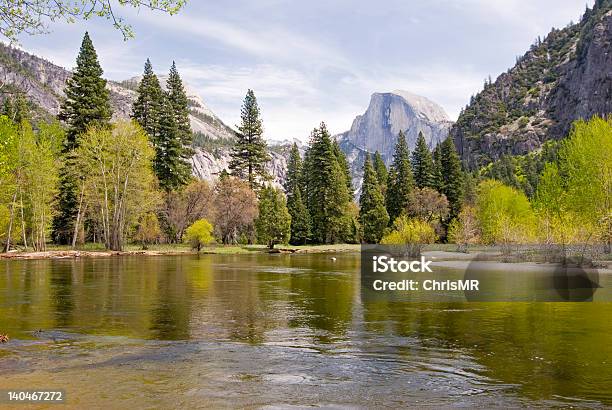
left=335, top=90, right=453, bottom=195
left=452, top=0, right=612, bottom=169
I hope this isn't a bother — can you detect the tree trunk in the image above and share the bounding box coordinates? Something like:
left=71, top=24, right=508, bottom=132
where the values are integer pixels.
left=3, top=191, right=17, bottom=253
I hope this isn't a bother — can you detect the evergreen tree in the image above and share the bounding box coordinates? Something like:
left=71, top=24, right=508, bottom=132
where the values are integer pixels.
left=132, top=59, right=164, bottom=138
left=333, top=140, right=354, bottom=198
left=133, top=59, right=191, bottom=191
left=284, top=142, right=302, bottom=195
left=432, top=142, right=444, bottom=192
left=440, top=137, right=464, bottom=220
left=359, top=154, right=389, bottom=243
left=2, top=94, right=29, bottom=124
left=58, top=32, right=111, bottom=149
left=154, top=94, right=192, bottom=191
left=255, top=186, right=291, bottom=248
left=411, top=131, right=434, bottom=189
left=53, top=32, right=111, bottom=245
left=284, top=142, right=311, bottom=244
left=229, top=89, right=270, bottom=189
left=373, top=151, right=388, bottom=187
left=287, top=186, right=311, bottom=245
left=166, top=61, right=193, bottom=150
left=386, top=131, right=414, bottom=224
left=303, top=123, right=352, bottom=243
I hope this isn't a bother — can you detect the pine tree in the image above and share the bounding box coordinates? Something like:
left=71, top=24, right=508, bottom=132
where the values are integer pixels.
left=440, top=137, right=464, bottom=220
left=154, top=94, right=192, bottom=191
left=333, top=140, right=353, bottom=198
left=229, top=89, right=270, bottom=189
left=133, top=59, right=191, bottom=191
left=284, top=142, right=311, bottom=244
left=303, top=123, right=352, bottom=243
left=59, top=32, right=111, bottom=149
left=132, top=59, right=164, bottom=138
left=166, top=62, right=193, bottom=150
left=373, top=151, right=388, bottom=187
left=411, top=131, right=434, bottom=189
left=359, top=153, right=389, bottom=243
left=386, top=131, right=414, bottom=224
left=53, top=32, right=111, bottom=245
left=255, top=186, right=291, bottom=248
left=432, top=142, right=444, bottom=192
left=287, top=186, right=311, bottom=245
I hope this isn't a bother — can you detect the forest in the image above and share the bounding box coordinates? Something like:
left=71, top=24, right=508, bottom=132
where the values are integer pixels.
left=0, top=32, right=610, bottom=255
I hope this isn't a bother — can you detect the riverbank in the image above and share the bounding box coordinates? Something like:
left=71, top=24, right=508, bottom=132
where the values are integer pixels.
left=0, top=243, right=363, bottom=260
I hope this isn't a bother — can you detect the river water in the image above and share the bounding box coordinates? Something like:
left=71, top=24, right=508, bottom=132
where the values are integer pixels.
left=0, top=254, right=610, bottom=408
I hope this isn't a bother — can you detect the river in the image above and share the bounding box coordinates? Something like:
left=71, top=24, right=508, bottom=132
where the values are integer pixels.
left=0, top=254, right=610, bottom=408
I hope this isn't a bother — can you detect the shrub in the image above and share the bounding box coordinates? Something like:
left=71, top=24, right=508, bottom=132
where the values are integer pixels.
left=185, top=219, right=215, bottom=251
left=380, top=215, right=436, bottom=257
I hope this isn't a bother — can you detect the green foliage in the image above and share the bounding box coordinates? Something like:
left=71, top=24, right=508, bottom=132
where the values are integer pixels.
left=0, top=1, right=187, bottom=42
left=72, top=121, right=159, bottom=251
left=475, top=179, right=536, bottom=249
left=229, top=89, right=270, bottom=189
left=372, top=151, right=388, bottom=193
left=439, top=137, right=464, bottom=220
left=380, top=216, right=436, bottom=257
left=386, top=131, right=414, bottom=224
left=184, top=218, right=214, bottom=251
left=302, top=123, right=353, bottom=244
left=359, top=154, right=389, bottom=243
left=132, top=59, right=191, bottom=191
left=135, top=212, right=162, bottom=248
left=285, top=143, right=311, bottom=245
left=333, top=140, right=354, bottom=198
left=411, top=132, right=434, bottom=189
left=255, top=186, right=291, bottom=248
left=535, top=116, right=612, bottom=247
left=58, top=32, right=111, bottom=149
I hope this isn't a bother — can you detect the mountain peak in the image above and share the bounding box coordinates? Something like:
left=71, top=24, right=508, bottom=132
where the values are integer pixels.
left=387, top=90, right=450, bottom=123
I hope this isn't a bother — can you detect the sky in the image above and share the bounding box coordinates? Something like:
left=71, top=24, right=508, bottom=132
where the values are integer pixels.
left=16, top=0, right=590, bottom=141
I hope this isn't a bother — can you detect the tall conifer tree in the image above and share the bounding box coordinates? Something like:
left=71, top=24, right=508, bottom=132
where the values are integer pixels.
left=386, top=131, right=414, bottom=224
left=229, top=89, right=270, bottom=189
left=411, top=131, right=434, bottom=189
left=59, top=32, right=111, bottom=149
left=166, top=61, right=193, bottom=150
left=132, top=59, right=163, bottom=138
left=285, top=143, right=311, bottom=244
left=373, top=151, right=388, bottom=187
left=54, top=32, right=111, bottom=244
left=440, top=137, right=464, bottom=220
left=432, top=142, right=444, bottom=193
left=303, top=123, right=351, bottom=243
left=333, top=140, right=354, bottom=199
left=359, top=153, right=389, bottom=243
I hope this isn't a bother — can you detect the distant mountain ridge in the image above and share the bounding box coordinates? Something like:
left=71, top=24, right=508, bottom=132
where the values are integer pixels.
left=335, top=90, right=453, bottom=196
left=451, top=0, right=612, bottom=169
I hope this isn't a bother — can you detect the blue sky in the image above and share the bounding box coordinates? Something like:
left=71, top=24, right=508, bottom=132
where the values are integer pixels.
left=17, top=0, right=589, bottom=140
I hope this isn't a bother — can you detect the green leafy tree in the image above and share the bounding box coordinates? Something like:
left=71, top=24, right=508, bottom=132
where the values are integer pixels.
left=475, top=179, right=536, bottom=253
left=229, top=89, right=270, bottom=189
left=2, top=93, right=30, bottom=124
left=185, top=218, right=215, bottom=251
left=386, top=131, right=414, bottom=224
left=0, top=1, right=186, bottom=42
left=135, top=212, right=162, bottom=249
left=72, top=121, right=159, bottom=251
left=359, top=154, right=389, bottom=243
left=255, top=186, right=291, bottom=248
left=303, top=123, right=352, bottom=243
left=440, top=137, right=464, bottom=220
left=54, top=32, right=111, bottom=245
left=411, top=132, right=434, bottom=189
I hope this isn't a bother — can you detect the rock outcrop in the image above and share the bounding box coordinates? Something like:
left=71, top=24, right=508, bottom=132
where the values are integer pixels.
left=451, top=1, right=612, bottom=169
left=335, top=90, right=453, bottom=196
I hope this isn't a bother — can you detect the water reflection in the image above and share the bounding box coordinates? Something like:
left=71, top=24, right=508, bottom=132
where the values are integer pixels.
left=0, top=254, right=610, bottom=406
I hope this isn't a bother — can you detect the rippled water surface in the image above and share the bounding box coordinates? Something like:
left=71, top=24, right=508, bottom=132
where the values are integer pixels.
left=0, top=254, right=611, bottom=408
